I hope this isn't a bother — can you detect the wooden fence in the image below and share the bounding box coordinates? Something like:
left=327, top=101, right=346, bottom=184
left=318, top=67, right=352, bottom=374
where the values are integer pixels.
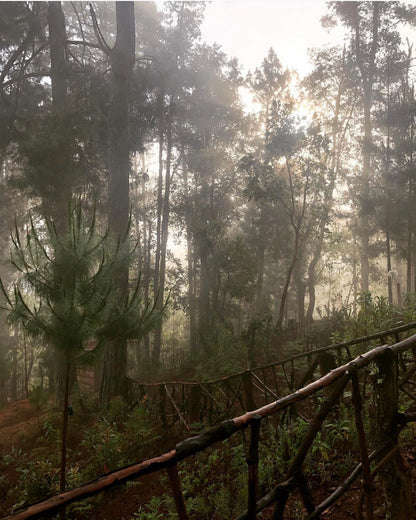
left=130, top=321, right=416, bottom=429
left=4, top=324, right=416, bottom=519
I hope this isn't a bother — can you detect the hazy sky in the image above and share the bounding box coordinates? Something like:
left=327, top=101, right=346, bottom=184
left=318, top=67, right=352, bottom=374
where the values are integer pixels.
left=200, top=1, right=347, bottom=77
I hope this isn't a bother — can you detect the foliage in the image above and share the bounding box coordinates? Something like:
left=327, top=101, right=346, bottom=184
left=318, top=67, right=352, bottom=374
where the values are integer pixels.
left=0, top=398, right=161, bottom=515
left=80, top=397, right=158, bottom=477
left=329, top=292, right=406, bottom=345
left=29, top=385, right=49, bottom=411
left=0, top=204, right=161, bottom=359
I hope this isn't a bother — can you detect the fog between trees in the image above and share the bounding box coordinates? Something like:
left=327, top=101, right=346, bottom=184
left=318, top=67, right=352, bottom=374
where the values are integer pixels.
left=1, top=1, right=416, bottom=402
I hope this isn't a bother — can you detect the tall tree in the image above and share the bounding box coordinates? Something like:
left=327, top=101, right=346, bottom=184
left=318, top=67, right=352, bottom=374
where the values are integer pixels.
left=100, top=1, right=135, bottom=402
left=329, top=1, right=416, bottom=293
left=246, top=49, right=291, bottom=315
left=152, top=2, right=205, bottom=365
left=302, top=44, right=358, bottom=320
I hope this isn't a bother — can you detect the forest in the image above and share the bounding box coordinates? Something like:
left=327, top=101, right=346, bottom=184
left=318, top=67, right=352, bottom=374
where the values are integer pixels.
left=1, top=1, right=416, bottom=519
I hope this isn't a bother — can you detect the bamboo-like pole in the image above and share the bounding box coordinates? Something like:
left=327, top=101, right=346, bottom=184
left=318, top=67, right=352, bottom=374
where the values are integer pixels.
left=271, top=364, right=280, bottom=396
left=290, top=359, right=295, bottom=391
left=351, top=371, right=373, bottom=520
left=305, top=443, right=390, bottom=520
left=242, top=370, right=255, bottom=411
left=235, top=478, right=296, bottom=520
left=297, top=357, right=319, bottom=389
left=164, top=384, right=190, bottom=432
left=167, top=463, right=189, bottom=520
left=247, top=416, right=261, bottom=519
left=251, top=372, right=278, bottom=400
left=295, top=470, right=315, bottom=515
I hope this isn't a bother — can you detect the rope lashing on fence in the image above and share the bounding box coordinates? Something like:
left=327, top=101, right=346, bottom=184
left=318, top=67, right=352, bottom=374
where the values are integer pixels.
left=4, top=332, right=416, bottom=520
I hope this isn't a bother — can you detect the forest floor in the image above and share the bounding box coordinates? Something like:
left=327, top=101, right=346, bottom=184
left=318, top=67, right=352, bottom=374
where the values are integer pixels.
left=1, top=399, right=416, bottom=519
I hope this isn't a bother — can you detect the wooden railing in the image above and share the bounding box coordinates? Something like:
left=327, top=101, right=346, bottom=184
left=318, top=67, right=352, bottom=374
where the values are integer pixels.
left=4, top=326, right=416, bottom=520
left=130, top=321, right=416, bottom=429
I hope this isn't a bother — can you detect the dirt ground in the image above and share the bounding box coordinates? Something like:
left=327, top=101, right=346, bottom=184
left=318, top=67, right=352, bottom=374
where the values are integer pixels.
left=0, top=400, right=40, bottom=455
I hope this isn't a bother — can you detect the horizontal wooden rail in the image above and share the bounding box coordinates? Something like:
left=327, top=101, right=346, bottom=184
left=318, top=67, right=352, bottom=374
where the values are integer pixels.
left=132, top=320, right=416, bottom=388
left=5, top=333, right=416, bottom=520
left=128, top=321, right=416, bottom=430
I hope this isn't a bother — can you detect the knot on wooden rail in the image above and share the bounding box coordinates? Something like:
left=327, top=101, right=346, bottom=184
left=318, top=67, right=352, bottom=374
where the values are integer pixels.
left=175, top=419, right=238, bottom=460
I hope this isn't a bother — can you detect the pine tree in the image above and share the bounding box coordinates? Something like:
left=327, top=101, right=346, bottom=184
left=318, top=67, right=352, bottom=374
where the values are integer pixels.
left=0, top=202, right=161, bottom=494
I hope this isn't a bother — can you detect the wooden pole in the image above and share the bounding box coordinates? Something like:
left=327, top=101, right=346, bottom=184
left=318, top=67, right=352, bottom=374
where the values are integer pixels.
left=375, top=350, right=412, bottom=519
left=188, top=384, right=201, bottom=426
left=295, top=470, right=315, bottom=515
left=247, top=416, right=261, bottom=519
left=350, top=371, right=373, bottom=520
left=242, top=370, right=255, bottom=411
left=167, top=463, right=189, bottom=520
left=164, top=384, right=190, bottom=432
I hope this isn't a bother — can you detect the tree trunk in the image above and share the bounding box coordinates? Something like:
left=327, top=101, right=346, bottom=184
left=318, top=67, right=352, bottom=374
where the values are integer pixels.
left=187, top=231, right=197, bottom=356
left=152, top=104, right=173, bottom=366
left=375, top=351, right=412, bottom=519
left=47, top=1, right=72, bottom=406
left=181, top=153, right=198, bottom=356
left=60, top=354, right=71, bottom=494
left=384, top=65, right=394, bottom=304
left=406, top=170, right=413, bottom=294
left=352, top=3, right=380, bottom=294
left=47, top=1, right=71, bottom=227
left=256, top=208, right=265, bottom=315
left=154, top=106, right=164, bottom=303
left=199, top=243, right=211, bottom=350
left=101, top=1, right=135, bottom=403
left=295, top=275, right=306, bottom=336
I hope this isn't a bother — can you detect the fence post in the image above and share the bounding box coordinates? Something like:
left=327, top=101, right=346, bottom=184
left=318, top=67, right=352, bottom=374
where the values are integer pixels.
left=318, top=352, right=336, bottom=397
left=242, top=370, right=256, bottom=411
left=167, top=463, right=190, bottom=520
left=188, top=384, right=201, bottom=426
left=375, top=350, right=412, bottom=520
left=159, top=385, right=167, bottom=428
left=351, top=370, right=374, bottom=520
left=247, top=415, right=261, bottom=519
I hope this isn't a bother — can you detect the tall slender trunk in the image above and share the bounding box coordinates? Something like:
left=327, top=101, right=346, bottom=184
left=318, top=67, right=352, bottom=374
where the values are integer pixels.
left=154, top=102, right=164, bottom=299
left=294, top=271, right=306, bottom=335
left=47, top=1, right=71, bottom=225
left=359, top=96, right=371, bottom=293
left=306, top=49, right=346, bottom=321
left=276, top=158, right=307, bottom=330
left=407, top=104, right=414, bottom=293
left=385, top=68, right=393, bottom=304
left=256, top=208, right=265, bottom=314
left=277, top=229, right=300, bottom=330
left=60, top=353, right=70, bottom=494
left=47, top=1, right=71, bottom=405
left=198, top=166, right=211, bottom=351
left=181, top=150, right=198, bottom=355
left=152, top=106, right=173, bottom=366
left=352, top=2, right=380, bottom=293
left=187, top=232, right=197, bottom=355
left=101, top=1, right=135, bottom=402
left=306, top=218, right=326, bottom=323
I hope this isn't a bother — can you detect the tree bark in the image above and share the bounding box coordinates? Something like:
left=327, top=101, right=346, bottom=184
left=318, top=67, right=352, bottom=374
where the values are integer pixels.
left=351, top=2, right=380, bottom=294
left=375, top=351, right=412, bottom=519
left=101, top=1, right=135, bottom=403
left=152, top=103, right=173, bottom=366
left=256, top=208, right=266, bottom=315
left=47, top=1, right=71, bottom=227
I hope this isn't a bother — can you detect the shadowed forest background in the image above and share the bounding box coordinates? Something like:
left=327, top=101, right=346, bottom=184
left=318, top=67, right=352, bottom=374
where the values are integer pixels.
left=2, top=2, right=416, bottom=518
left=1, top=0, right=416, bottom=399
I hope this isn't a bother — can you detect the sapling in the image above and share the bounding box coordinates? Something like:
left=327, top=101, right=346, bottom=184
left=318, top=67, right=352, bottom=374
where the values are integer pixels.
left=0, top=202, right=163, bottom=497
